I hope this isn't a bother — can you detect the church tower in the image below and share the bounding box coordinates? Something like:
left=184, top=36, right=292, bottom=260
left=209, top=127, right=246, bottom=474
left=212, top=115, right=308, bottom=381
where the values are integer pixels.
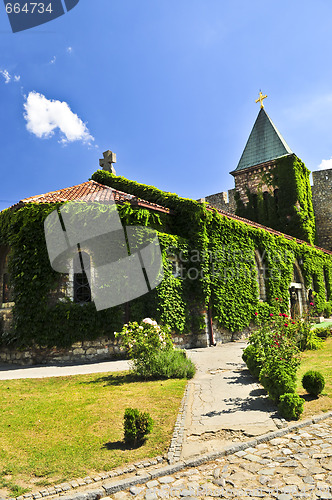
left=230, top=93, right=316, bottom=244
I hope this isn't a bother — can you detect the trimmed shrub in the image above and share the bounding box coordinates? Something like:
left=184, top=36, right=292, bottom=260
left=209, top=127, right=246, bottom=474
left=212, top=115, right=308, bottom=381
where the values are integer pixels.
left=242, top=344, right=262, bottom=379
left=259, top=365, right=296, bottom=402
left=123, top=408, right=153, bottom=447
left=278, top=393, right=304, bottom=420
left=302, top=370, right=325, bottom=397
left=134, top=349, right=196, bottom=380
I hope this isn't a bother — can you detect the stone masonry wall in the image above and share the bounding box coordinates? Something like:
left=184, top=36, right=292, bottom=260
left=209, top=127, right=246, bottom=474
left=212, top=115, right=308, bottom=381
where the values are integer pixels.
left=232, top=161, right=276, bottom=205
left=205, top=189, right=236, bottom=214
left=312, top=169, right=332, bottom=251
left=212, top=321, right=252, bottom=344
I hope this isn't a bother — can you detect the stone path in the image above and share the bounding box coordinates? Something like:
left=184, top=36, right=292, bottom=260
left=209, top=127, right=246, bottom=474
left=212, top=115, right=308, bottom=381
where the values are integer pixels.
left=0, top=358, right=130, bottom=380
left=89, top=416, right=332, bottom=499
left=181, top=342, right=284, bottom=460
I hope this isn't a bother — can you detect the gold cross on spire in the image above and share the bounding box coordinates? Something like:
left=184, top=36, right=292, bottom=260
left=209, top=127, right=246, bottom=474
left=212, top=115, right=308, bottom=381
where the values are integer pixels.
left=255, top=91, right=268, bottom=108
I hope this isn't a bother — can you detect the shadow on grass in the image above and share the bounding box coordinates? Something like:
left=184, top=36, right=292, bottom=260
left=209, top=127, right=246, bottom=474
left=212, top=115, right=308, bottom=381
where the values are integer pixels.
left=301, top=393, right=319, bottom=402
left=80, top=372, right=142, bottom=387
left=102, top=440, right=144, bottom=451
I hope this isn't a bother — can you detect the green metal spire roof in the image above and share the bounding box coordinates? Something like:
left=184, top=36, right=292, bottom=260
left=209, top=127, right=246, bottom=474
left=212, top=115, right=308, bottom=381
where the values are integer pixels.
left=234, top=108, right=293, bottom=172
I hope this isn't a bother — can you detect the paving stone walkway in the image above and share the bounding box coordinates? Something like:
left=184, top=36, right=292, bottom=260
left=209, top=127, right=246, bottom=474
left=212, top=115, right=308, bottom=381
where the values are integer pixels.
left=99, top=417, right=332, bottom=499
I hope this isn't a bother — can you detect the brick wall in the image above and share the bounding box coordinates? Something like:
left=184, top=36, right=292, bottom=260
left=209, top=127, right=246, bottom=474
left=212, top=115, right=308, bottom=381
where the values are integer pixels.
left=312, top=169, right=332, bottom=251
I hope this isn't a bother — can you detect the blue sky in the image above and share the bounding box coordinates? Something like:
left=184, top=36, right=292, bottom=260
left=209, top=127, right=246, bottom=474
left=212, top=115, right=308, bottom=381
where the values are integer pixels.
left=1, top=0, right=332, bottom=212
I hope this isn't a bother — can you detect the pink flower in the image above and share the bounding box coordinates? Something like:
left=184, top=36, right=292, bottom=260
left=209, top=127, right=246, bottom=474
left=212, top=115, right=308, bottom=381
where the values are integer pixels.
left=142, top=318, right=157, bottom=326
left=284, top=323, right=288, bottom=327
left=269, top=313, right=273, bottom=317
left=292, top=321, right=296, bottom=324
left=255, top=312, right=258, bottom=316
left=275, top=298, right=279, bottom=301
left=279, top=313, right=283, bottom=316
left=310, top=302, right=314, bottom=306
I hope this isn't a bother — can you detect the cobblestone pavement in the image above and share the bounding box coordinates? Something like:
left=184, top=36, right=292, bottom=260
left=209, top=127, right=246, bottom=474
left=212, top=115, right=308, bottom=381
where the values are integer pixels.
left=101, top=416, right=332, bottom=499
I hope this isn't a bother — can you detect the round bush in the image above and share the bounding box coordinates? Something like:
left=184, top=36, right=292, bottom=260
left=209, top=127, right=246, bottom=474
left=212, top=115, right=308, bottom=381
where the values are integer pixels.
left=302, top=370, right=325, bottom=396
left=278, top=393, right=304, bottom=420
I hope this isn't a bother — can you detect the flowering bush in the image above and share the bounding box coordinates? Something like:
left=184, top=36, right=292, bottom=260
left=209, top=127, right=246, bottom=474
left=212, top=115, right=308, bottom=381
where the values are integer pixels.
left=115, top=318, right=173, bottom=363
left=243, top=305, right=301, bottom=406
left=115, top=318, right=195, bottom=379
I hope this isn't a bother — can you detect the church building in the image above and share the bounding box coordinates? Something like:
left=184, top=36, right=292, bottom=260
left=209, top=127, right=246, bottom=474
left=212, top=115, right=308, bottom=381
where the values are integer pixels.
left=0, top=95, right=331, bottom=365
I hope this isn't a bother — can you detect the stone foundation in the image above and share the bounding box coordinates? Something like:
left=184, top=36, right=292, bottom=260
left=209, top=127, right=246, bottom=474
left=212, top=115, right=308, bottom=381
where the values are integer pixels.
left=0, top=330, right=210, bottom=366
left=211, top=321, right=252, bottom=344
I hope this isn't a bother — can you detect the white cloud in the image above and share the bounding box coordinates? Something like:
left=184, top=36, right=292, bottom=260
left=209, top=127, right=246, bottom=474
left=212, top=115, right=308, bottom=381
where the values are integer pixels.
left=49, top=56, right=56, bottom=64
left=0, top=69, right=21, bottom=84
left=23, top=91, right=95, bottom=145
left=318, top=158, right=332, bottom=171
left=67, top=46, right=73, bottom=54
left=0, top=70, right=11, bottom=84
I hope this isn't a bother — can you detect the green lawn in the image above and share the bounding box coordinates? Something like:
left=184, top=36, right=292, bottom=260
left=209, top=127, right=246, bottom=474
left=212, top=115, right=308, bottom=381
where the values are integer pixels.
left=297, top=337, right=332, bottom=418
left=312, top=319, right=332, bottom=329
left=0, top=372, right=186, bottom=497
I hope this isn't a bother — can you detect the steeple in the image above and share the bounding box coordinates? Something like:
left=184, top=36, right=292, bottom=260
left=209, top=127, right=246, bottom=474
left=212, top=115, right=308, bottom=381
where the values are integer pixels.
left=233, top=107, right=293, bottom=173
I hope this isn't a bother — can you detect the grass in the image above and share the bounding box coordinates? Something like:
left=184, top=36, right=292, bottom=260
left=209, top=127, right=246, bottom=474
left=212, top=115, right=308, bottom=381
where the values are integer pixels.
left=0, top=371, right=186, bottom=497
left=297, top=337, right=332, bottom=418
left=312, top=319, right=332, bottom=330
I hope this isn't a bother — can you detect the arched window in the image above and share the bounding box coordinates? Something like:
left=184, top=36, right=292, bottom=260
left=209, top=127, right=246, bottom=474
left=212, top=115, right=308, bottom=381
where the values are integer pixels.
left=289, top=260, right=306, bottom=317
left=73, top=250, right=91, bottom=303
left=254, top=250, right=266, bottom=302
left=167, top=254, right=182, bottom=278
left=274, top=189, right=279, bottom=215
left=263, top=191, right=269, bottom=219
left=0, top=249, right=13, bottom=304
left=323, top=268, right=330, bottom=301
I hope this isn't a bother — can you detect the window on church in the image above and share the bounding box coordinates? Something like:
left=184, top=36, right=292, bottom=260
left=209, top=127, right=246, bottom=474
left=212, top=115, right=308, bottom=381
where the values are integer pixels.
left=73, top=251, right=91, bottom=304
left=293, top=264, right=302, bottom=284
left=274, top=189, right=279, bottom=215
left=167, top=254, right=182, bottom=278
left=263, top=191, right=269, bottom=219
left=254, top=250, right=266, bottom=302
left=0, top=251, right=13, bottom=304
left=323, top=268, right=330, bottom=301
left=252, top=194, right=258, bottom=220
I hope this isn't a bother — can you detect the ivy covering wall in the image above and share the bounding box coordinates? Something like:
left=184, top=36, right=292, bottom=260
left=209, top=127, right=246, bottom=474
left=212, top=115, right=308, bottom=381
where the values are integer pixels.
left=0, top=168, right=330, bottom=348
left=235, top=155, right=316, bottom=245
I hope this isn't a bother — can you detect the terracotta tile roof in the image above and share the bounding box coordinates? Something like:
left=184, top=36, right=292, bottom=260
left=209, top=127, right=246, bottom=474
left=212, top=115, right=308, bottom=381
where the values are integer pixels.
left=6, top=180, right=331, bottom=255
left=10, top=180, right=172, bottom=214
left=206, top=204, right=332, bottom=256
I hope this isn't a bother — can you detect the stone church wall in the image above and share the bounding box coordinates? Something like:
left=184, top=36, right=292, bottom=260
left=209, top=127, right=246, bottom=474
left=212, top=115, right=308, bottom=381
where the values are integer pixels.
left=232, top=161, right=275, bottom=205
left=312, top=169, right=332, bottom=251
left=205, top=188, right=236, bottom=214
left=0, top=327, right=208, bottom=366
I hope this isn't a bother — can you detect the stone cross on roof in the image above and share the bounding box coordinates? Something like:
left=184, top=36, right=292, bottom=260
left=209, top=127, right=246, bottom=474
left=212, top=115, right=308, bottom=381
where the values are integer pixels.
left=99, top=150, right=117, bottom=174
